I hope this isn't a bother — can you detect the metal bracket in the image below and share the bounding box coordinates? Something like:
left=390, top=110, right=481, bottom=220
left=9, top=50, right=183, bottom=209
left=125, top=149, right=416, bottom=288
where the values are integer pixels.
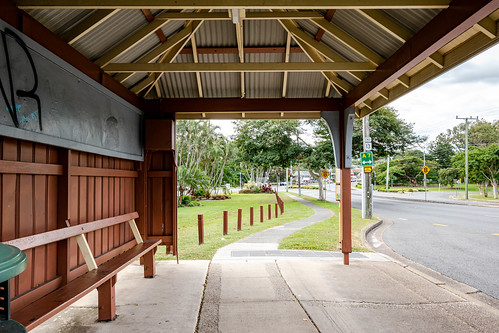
left=321, top=107, right=355, bottom=168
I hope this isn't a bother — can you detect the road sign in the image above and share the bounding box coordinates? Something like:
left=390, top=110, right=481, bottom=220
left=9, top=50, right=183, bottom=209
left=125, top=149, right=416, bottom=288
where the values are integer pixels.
left=360, top=152, right=373, bottom=166
left=422, top=165, right=430, bottom=174
left=364, top=142, right=372, bottom=150
left=321, top=170, right=329, bottom=179
left=364, top=166, right=372, bottom=173
left=364, top=137, right=371, bottom=143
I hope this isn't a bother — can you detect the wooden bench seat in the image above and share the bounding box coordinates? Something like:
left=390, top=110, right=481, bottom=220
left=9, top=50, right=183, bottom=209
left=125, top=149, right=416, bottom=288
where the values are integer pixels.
left=4, top=212, right=160, bottom=331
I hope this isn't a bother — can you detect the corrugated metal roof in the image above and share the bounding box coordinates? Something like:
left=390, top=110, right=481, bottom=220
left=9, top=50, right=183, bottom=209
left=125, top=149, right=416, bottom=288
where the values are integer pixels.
left=25, top=9, right=93, bottom=35
left=245, top=53, right=284, bottom=98
left=160, top=72, right=199, bottom=98
left=287, top=53, right=327, bottom=98
left=244, top=19, right=287, bottom=47
left=382, top=9, right=441, bottom=34
left=72, top=10, right=148, bottom=61
left=198, top=53, right=240, bottom=97
left=195, top=20, right=237, bottom=47
left=332, top=9, right=402, bottom=59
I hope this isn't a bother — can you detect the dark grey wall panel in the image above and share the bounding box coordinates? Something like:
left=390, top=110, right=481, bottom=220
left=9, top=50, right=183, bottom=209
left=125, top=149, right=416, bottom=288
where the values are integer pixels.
left=0, top=20, right=143, bottom=161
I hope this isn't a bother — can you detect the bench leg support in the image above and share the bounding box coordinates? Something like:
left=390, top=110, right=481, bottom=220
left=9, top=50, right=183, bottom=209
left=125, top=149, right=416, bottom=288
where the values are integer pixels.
left=97, top=276, right=117, bottom=322
left=143, top=247, right=157, bottom=278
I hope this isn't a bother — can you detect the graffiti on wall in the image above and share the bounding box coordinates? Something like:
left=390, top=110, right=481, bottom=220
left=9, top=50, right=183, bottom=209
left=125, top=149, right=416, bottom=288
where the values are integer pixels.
left=0, top=28, right=42, bottom=130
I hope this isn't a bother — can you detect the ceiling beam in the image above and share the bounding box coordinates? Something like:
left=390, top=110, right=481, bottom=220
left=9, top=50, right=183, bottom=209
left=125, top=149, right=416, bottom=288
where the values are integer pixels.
left=114, top=24, right=194, bottom=84
left=150, top=11, right=324, bottom=20
left=344, top=0, right=499, bottom=108
left=94, top=10, right=183, bottom=67
left=104, top=62, right=377, bottom=73
left=141, top=12, right=209, bottom=96
left=16, top=1, right=451, bottom=10
left=179, top=46, right=304, bottom=55
left=160, top=98, right=342, bottom=112
left=60, top=9, right=119, bottom=44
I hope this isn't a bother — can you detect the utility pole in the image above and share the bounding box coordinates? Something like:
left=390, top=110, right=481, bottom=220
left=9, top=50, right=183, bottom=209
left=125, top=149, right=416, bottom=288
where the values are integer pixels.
left=456, top=116, right=478, bottom=200
left=362, top=116, right=372, bottom=219
left=423, top=151, right=427, bottom=201
left=298, top=163, right=301, bottom=197
left=386, top=156, right=390, bottom=191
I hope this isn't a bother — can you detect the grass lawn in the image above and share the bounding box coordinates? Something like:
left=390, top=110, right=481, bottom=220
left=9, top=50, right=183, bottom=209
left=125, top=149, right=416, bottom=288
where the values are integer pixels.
left=156, top=193, right=314, bottom=260
left=279, top=193, right=377, bottom=252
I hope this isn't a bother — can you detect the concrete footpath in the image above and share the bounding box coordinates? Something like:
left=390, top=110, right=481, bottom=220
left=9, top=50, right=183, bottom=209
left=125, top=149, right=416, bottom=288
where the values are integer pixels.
left=34, top=195, right=499, bottom=332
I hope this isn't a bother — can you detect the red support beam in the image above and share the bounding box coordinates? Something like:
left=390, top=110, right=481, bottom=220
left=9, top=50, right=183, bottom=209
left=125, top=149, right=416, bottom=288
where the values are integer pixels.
left=344, top=0, right=499, bottom=108
left=161, top=98, right=342, bottom=113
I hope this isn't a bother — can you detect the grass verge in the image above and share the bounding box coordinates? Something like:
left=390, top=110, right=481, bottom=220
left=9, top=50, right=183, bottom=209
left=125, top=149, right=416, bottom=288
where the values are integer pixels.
left=279, top=193, right=377, bottom=252
left=156, top=193, right=314, bottom=260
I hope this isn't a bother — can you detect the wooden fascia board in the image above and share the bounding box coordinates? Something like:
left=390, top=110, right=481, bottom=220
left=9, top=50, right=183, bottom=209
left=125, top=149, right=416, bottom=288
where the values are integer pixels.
left=344, top=0, right=499, bottom=108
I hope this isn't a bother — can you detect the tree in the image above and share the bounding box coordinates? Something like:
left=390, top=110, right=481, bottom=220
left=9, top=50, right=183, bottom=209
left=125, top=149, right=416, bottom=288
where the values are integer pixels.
left=438, top=168, right=460, bottom=187
left=467, top=145, right=499, bottom=198
left=443, top=119, right=499, bottom=152
left=374, top=151, right=437, bottom=186
left=176, top=120, right=232, bottom=200
left=428, top=133, right=455, bottom=169
left=352, top=107, right=426, bottom=158
left=233, top=120, right=303, bottom=181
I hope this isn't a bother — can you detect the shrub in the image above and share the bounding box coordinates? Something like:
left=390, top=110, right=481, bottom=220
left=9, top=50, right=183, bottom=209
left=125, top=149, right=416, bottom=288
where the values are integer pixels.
left=260, top=184, right=273, bottom=193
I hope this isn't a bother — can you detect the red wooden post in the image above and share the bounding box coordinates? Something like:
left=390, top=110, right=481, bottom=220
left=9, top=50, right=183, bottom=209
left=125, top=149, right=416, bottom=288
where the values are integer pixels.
left=97, top=275, right=117, bottom=321
left=143, top=247, right=157, bottom=278
left=260, top=205, right=264, bottom=222
left=250, top=207, right=254, bottom=226
left=198, top=214, right=204, bottom=244
left=268, top=204, right=272, bottom=220
left=237, top=209, right=242, bottom=231
left=340, top=168, right=352, bottom=265
left=223, top=211, right=228, bottom=235
left=275, top=203, right=278, bottom=218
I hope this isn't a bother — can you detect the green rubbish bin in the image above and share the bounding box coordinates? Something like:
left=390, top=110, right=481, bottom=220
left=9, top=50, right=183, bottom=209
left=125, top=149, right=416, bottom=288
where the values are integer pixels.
left=0, top=243, right=27, bottom=332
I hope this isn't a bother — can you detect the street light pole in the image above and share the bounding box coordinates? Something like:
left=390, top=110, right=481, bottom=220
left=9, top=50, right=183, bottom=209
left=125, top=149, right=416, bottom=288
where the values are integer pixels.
left=456, top=116, right=478, bottom=200
left=385, top=156, right=390, bottom=191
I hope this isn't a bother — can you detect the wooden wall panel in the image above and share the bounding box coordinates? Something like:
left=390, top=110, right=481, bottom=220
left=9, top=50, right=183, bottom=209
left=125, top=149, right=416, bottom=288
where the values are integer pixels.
left=146, top=150, right=176, bottom=250
left=0, top=136, right=139, bottom=305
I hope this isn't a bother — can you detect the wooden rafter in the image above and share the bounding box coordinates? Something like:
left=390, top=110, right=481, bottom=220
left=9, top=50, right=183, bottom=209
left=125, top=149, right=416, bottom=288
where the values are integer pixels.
left=60, top=9, right=119, bottom=44
left=282, top=32, right=291, bottom=97
left=273, top=12, right=350, bottom=94
left=94, top=10, right=184, bottom=67
left=191, top=34, right=203, bottom=97
left=16, top=0, right=452, bottom=10
left=137, top=11, right=209, bottom=96
left=315, top=9, right=336, bottom=41
left=114, top=24, right=194, bottom=84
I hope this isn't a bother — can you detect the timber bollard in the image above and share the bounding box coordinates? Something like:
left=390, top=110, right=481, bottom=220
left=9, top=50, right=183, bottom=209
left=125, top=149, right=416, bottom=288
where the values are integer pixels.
left=237, top=209, right=242, bottom=231
left=250, top=207, right=254, bottom=226
left=268, top=204, right=272, bottom=220
left=223, top=210, right=228, bottom=235
left=260, top=205, right=264, bottom=222
left=275, top=203, right=278, bottom=218
left=198, top=214, right=204, bottom=245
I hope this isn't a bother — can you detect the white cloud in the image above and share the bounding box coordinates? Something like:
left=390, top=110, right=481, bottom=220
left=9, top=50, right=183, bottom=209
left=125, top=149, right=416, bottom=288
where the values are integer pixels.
left=389, top=43, right=499, bottom=142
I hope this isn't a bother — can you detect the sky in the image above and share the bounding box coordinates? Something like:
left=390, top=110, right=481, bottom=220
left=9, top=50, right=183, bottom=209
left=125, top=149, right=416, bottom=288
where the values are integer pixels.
left=213, top=43, right=499, bottom=143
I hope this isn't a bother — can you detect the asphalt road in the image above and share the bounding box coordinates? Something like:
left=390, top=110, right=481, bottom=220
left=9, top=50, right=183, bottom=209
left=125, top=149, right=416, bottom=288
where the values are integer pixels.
left=288, top=188, right=499, bottom=300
